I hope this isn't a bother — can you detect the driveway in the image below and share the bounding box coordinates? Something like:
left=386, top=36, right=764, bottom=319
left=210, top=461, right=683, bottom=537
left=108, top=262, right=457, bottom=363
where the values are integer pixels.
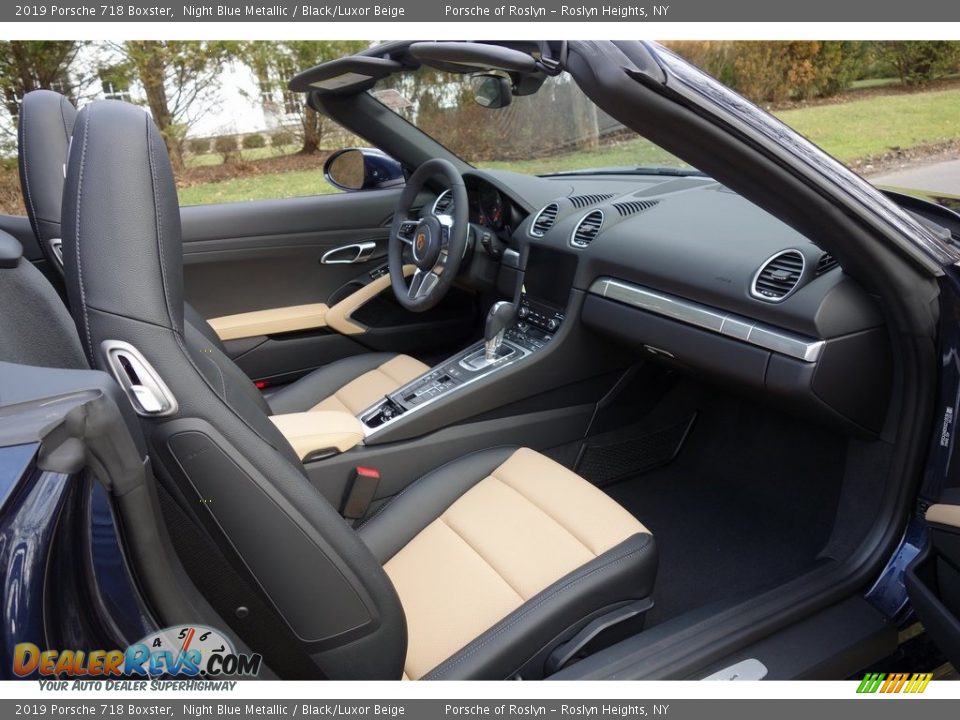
left=871, top=159, right=960, bottom=195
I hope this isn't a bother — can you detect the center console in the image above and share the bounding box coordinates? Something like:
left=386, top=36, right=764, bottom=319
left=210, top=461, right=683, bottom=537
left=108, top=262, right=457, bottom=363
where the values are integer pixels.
left=360, top=245, right=576, bottom=436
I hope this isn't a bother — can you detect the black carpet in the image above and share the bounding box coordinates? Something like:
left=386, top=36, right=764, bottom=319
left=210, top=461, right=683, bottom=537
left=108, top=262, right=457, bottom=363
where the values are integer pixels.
left=604, top=390, right=847, bottom=626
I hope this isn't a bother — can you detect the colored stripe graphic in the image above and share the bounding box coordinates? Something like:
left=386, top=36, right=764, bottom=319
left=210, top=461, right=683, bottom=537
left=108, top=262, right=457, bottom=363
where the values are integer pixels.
left=857, top=672, right=932, bottom=693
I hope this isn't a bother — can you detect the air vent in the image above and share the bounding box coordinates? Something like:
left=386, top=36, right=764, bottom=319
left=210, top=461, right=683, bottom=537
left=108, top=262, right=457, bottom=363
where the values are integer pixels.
left=568, top=193, right=613, bottom=209
left=751, top=250, right=805, bottom=302
left=815, top=252, right=839, bottom=276
left=433, top=190, right=453, bottom=215
left=571, top=210, right=604, bottom=248
left=611, top=199, right=659, bottom=217
left=530, top=202, right=560, bottom=237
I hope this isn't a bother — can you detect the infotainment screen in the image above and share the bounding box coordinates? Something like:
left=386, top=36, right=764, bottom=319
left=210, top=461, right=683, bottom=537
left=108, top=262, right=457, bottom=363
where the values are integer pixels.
left=522, top=247, right=578, bottom=309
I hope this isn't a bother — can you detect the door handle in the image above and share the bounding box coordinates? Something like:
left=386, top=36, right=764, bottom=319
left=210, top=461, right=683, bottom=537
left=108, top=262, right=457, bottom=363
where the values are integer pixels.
left=321, top=241, right=378, bottom=265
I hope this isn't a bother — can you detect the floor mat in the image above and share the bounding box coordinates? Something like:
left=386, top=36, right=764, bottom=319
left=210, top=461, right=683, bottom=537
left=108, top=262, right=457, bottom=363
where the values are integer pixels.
left=604, top=390, right=847, bottom=626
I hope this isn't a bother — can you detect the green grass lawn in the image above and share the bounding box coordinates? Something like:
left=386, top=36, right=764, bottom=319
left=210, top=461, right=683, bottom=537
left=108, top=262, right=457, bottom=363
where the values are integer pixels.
left=185, top=143, right=300, bottom=168
left=178, top=168, right=338, bottom=206
left=776, top=86, right=960, bottom=162
left=848, top=77, right=900, bottom=90
left=178, top=86, right=960, bottom=206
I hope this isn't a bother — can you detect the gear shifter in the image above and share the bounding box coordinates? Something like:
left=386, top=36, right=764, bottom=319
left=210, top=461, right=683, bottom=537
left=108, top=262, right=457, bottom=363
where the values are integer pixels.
left=484, top=301, right=518, bottom=362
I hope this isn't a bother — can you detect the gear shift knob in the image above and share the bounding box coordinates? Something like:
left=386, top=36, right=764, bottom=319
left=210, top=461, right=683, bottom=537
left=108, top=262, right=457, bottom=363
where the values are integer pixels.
left=484, top=301, right=517, bottom=361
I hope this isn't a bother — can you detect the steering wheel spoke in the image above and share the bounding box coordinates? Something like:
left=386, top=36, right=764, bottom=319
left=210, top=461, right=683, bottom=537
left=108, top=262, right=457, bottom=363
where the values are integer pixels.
left=397, top=219, right=419, bottom=245
left=408, top=269, right=440, bottom=300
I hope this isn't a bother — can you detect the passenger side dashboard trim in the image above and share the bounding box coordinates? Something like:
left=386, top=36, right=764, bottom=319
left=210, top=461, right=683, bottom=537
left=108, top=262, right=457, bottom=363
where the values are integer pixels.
left=589, top=278, right=825, bottom=362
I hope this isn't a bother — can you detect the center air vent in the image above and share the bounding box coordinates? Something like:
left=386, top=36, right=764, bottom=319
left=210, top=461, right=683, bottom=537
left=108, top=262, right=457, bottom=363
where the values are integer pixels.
left=530, top=202, right=559, bottom=237
left=571, top=210, right=604, bottom=248
left=815, top=252, right=839, bottom=276
left=433, top=190, right=453, bottom=215
left=568, top=193, right=613, bottom=209
left=612, top=199, right=659, bottom=217
left=751, top=250, right=805, bottom=302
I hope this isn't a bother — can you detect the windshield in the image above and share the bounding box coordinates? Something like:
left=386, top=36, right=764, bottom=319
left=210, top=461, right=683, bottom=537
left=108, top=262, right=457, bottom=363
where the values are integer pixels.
left=371, top=70, right=695, bottom=176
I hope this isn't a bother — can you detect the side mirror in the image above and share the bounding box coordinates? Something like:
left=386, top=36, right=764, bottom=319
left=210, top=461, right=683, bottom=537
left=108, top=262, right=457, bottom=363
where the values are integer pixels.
left=471, top=74, right=513, bottom=109
left=324, top=148, right=404, bottom=192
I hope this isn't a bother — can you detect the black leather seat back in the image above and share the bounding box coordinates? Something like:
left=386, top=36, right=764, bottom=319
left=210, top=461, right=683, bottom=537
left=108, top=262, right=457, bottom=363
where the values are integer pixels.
left=61, top=100, right=406, bottom=679
left=17, top=89, right=75, bottom=274
left=18, top=89, right=230, bottom=356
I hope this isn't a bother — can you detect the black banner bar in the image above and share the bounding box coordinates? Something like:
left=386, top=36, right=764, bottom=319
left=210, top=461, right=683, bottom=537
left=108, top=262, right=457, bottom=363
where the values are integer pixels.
left=4, top=0, right=960, bottom=23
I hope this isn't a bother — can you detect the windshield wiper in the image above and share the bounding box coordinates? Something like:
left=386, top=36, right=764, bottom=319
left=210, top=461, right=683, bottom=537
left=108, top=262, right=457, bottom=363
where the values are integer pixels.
left=542, top=166, right=708, bottom=178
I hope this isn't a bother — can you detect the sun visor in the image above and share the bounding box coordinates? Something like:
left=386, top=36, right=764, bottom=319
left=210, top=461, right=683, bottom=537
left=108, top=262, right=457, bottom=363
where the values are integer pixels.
left=289, top=56, right=404, bottom=94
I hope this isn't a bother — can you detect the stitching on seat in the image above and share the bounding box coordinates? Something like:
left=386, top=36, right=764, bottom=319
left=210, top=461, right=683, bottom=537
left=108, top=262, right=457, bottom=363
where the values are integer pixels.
left=146, top=113, right=178, bottom=334
left=378, top=358, right=422, bottom=386
left=199, top=352, right=227, bottom=400
left=357, top=445, right=518, bottom=535
left=489, top=474, right=598, bottom=558
left=59, top=96, right=71, bottom=141
left=73, top=108, right=95, bottom=366
left=376, top=361, right=404, bottom=385
left=18, top=100, right=41, bottom=241
left=436, top=516, right=528, bottom=601
left=328, top=368, right=384, bottom=414
left=424, top=537, right=652, bottom=679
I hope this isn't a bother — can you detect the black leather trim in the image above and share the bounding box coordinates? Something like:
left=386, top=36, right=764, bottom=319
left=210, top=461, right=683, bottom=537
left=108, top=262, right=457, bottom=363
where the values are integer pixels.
left=267, top=352, right=400, bottom=415
left=62, top=101, right=409, bottom=678
left=0, top=230, right=22, bottom=268
left=423, top=532, right=657, bottom=680
left=184, top=301, right=227, bottom=355
left=358, top=446, right=518, bottom=563
left=18, top=90, right=76, bottom=248
left=0, top=254, right=88, bottom=370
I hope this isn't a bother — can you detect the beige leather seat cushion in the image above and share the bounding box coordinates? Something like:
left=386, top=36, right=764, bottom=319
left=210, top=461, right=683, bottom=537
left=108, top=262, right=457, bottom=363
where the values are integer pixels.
left=384, top=447, right=649, bottom=680
left=311, top=355, right=429, bottom=415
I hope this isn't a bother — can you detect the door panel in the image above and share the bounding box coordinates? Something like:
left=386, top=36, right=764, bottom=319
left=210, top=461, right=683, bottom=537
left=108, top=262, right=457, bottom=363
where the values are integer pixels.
left=906, top=492, right=960, bottom=667
left=181, top=190, right=403, bottom=317
left=180, top=189, right=478, bottom=385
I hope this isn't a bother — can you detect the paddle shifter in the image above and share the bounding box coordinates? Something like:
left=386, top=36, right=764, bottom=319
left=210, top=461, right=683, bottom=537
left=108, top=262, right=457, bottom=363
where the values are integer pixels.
left=485, top=301, right=518, bottom=361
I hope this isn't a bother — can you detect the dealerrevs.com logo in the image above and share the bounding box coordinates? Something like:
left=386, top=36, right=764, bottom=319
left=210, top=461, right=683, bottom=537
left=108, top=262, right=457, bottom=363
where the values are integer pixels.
left=856, top=672, right=934, bottom=694
left=13, top=625, right=262, bottom=684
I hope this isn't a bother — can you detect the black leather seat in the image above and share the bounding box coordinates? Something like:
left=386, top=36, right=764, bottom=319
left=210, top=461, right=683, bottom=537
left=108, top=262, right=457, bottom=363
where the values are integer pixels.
left=60, top=99, right=658, bottom=679
left=17, top=89, right=427, bottom=417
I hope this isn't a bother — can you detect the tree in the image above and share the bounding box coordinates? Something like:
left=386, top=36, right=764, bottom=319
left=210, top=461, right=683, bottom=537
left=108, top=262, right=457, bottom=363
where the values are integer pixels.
left=877, top=41, right=960, bottom=86
left=0, top=41, right=91, bottom=153
left=118, top=41, right=238, bottom=171
left=0, top=41, right=86, bottom=118
left=239, top=41, right=369, bottom=155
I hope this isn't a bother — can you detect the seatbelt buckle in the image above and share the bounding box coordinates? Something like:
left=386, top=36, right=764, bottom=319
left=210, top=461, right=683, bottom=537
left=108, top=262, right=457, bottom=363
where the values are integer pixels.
left=343, top=466, right=380, bottom=522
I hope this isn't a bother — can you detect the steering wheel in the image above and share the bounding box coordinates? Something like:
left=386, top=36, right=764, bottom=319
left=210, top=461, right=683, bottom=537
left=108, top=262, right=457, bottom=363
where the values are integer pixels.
left=389, top=158, right=469, bottom=311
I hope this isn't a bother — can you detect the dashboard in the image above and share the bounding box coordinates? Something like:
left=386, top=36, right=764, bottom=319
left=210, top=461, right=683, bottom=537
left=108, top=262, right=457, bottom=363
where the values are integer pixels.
left=434, top=177, right=520, bottom=238
left=432, top=168, right=893, bottom=437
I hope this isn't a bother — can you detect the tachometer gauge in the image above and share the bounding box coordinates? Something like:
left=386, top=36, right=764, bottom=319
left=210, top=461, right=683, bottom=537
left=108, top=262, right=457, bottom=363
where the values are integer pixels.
left=478, top=184, right=506, bottom=231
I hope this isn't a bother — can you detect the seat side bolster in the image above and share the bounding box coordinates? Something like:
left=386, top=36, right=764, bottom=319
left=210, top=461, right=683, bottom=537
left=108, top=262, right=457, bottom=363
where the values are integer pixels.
left=266, top=352, right=399, bottom=415
left=423, top=532, right=657, bottom=680
left=357, top=446, right=519, bottom=563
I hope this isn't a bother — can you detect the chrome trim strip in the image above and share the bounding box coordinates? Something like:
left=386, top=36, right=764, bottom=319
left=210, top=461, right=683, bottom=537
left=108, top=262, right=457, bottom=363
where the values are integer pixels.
left=431, top=189, right=452, bottom=216
left=590, top=278, right=825, bottom=363
left=320, top=241, right=377, bottom=265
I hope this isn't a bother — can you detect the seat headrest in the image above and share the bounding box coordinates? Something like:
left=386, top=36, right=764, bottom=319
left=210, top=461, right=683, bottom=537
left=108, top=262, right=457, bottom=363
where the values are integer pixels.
left=17, top=90, right=77, bottom=243
left=0, top=230, right=23, bottom=269
left=62, top=100, right=184, bottom=338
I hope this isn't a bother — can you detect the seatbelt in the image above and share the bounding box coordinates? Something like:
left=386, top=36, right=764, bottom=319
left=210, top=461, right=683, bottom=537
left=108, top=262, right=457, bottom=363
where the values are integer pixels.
left=343, top=466, right=381, bottom=526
